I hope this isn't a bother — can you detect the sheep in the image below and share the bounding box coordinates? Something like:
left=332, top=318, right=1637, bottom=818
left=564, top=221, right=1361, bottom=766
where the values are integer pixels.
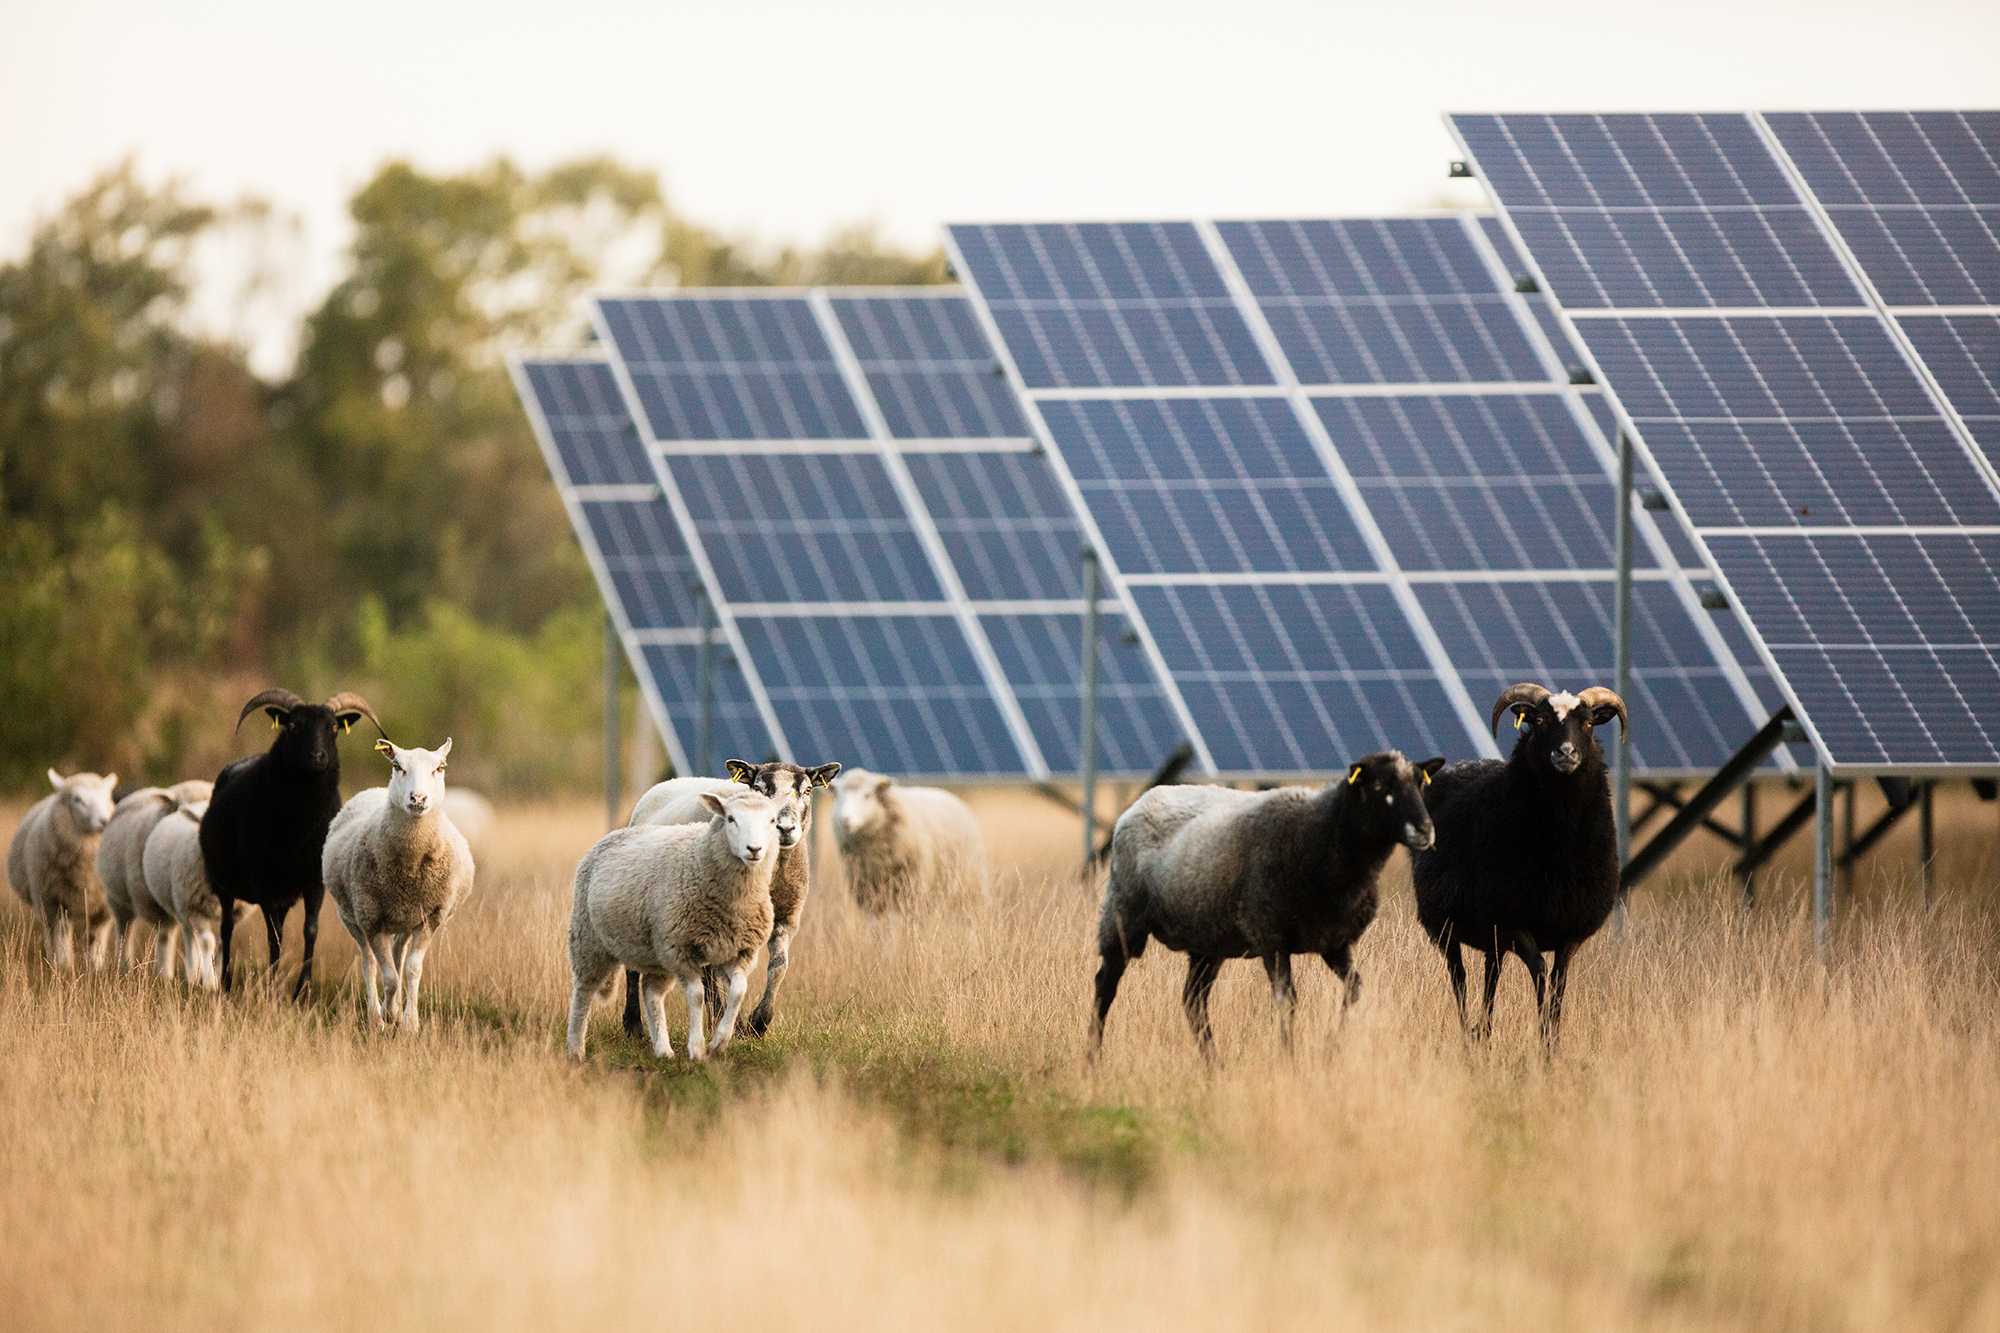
left=1090, top=751, right=1444, bottom=1062
left=97, top=779, right=212, bottom=977
left=8, top=769, right=119, bottom=970
left=322, top=739, right=476, bottom=1032
left=143, top=800, right=251, bottom=989
left=567, top=788, right=781, bottom=1062
left=830, top=768, right=985, bottom=913
left=625, top=758, right=840, bottom=1036
left=199, top=688, right=382, bottom=998
left=1411, top=683, right=1628, bottom=1049
left=440, top=789, right=495, bottom=859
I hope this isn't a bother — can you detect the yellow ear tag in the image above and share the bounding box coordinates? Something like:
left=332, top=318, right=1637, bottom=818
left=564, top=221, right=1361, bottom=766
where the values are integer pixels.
left=1514, top=713, right=1524, bottom=731
left=1348, top=767, right=1361, bottom=785
left=271, top=716, right=281, bottom=731
left=1423, top=770, right=1431, bottom=786
left=342, top=719, right=352, bottom=735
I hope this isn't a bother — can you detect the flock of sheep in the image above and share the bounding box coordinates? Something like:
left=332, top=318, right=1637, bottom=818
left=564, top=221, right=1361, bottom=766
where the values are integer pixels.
left=9, top=678, right=1626, bottom=1060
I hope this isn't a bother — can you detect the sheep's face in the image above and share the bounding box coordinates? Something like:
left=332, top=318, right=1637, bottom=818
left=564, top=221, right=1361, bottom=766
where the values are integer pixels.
left=832, top=769, right=891, bottom=837
left=47, top=769, right=117, bottom=834
left=265, top=704, right=346, bottom=773
left=698, top=789, right=779, bottom=866
left=1503, top=692, right=1619, bottom=777
left=725, top=759, right=840, bottom=849
left=376, top=739, right=451, bottom=818
left=1342, top=752, right=1444, bottom=850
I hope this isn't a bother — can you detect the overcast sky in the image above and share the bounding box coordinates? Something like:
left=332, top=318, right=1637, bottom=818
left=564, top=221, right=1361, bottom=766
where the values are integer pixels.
left=5, top=0, right=1997, bottom=371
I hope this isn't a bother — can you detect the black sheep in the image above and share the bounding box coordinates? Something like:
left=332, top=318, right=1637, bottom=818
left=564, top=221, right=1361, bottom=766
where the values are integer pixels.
left=1412, top=683, right=1627, bottom=1047
left=200, top=688, right=383, bottom=998
left=1091, top=750, right=1444, bottom=1062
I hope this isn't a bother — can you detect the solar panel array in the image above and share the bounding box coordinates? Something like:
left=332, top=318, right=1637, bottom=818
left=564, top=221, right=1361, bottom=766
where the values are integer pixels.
left=577, top=289, right=1182, bottom=778
left=1452, top=112, right=2000, bottom=772
left=946, top=216, right=1783, bottom=776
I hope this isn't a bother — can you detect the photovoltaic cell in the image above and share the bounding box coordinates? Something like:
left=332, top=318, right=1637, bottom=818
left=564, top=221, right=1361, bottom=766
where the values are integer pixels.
left=511, top=355, right=775, bottom=771
left=1454, top=109, right=2000, bottom=769
left=901, top=449, right=1088, bottom=601
left=830, top=295, right=1030, bottom=438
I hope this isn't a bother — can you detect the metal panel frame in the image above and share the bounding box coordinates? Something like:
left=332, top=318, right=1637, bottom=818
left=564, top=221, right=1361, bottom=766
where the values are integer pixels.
left=1448, top=111, right=2000, bottom=776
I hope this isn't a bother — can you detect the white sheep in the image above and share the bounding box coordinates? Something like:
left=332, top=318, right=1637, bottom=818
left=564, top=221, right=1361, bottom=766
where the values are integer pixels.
left=98, top=780, right=212, bottom=978
left=143, top=799, right=248, bottom=990
left=322, top=739, right=476, bottom=1032
left=8, top=768, right=119, bottom=970
left=567, top=788, right=781, bottom=1061
left=830, top=768, right=986, bottom=913
left=440, top=788, right=495, bottom=859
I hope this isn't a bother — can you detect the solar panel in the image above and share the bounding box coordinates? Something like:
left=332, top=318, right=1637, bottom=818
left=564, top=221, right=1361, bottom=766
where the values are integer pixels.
left=509, top=354, right=777, bottom=775
left=1452, top=111, right=2000, bottom=771
left=576, top=289, right=1183, bottom=778
left=949, top=216, right=1776, bottom=776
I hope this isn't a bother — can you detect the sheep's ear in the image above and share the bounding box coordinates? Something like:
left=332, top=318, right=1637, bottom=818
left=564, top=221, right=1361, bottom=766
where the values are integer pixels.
left=725, top=759, right=754, bottom=784
left=1510, top=703, right=1534, bottom=730
left=1347, top=764, right=1363, bottom=786
left=698, top=791, right=727, bottom=816
left=47, top=768, right=63, bottom=790
left=875, top=776, right=893, bottom=793
left=809, top=762, right=841, bottom=788
left=103, top=773, right=116, bottom=789
left=1589, top=704, right=1621, bottom=728
left=1420, top=757, right=1445, bottom=785
left=265, top=705, right=290, bottom=729
left=374, top=739, right=396, bottom=759
left=436, top=738, right=452, bottom=761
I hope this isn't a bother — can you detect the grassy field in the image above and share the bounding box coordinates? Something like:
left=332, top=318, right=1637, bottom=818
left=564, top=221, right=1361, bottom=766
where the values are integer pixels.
left=3, top=781, right=1998, bottom=1331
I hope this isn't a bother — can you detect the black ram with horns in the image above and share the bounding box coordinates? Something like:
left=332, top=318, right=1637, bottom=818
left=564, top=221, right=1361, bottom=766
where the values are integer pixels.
left=199, top=688, right=384, bottom=998
left=1411, top=682, right=1628, bottom=1049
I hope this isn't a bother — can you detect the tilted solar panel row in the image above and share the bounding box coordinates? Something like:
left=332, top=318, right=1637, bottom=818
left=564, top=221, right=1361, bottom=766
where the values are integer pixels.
left=1450, top=111, right=2000, bottom=772
left=946, top=215, right=1786, bottom=777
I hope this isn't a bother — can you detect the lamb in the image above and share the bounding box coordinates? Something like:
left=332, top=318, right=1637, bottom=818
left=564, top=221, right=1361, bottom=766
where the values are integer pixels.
left=322, top=739, right=476, bottom=1032
left=97, top=779, right=212, bottom=978
left=199, top=688, right=382, bottom=998
left=1091, top=751, right=1443, bottom=1062
left=143, top=800, right=250, bottom=989
left=8, top=769, right=119, bottom=970
left=625, top=758, right=840, bottom=1036
left=830, top=768, right=985, bottom=913
left=1411, top=683, right=1628, bottom=1048
left=567, top=788, right=781, bottom=1061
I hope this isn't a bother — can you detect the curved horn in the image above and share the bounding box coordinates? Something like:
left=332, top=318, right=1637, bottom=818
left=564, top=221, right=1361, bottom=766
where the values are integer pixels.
left=1577, top=686, right=1629, bottom=735
left=324, top=692, right=385, bottom=738
left=236, top=688, right=305, bottom=732
left=1489, top=683, right=1552, bottom=737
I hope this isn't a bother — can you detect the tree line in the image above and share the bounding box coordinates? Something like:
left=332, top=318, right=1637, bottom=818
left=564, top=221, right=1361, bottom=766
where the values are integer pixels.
left=0, top=158, right=946, bottom=793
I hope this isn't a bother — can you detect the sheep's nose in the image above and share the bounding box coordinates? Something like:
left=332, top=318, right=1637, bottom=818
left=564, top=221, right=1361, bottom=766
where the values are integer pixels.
left=1552, top=743, right=1581, bottom=773
left=743, top=845, right=765, bottom=862
left=1404, top=821, right=1435, bottom=850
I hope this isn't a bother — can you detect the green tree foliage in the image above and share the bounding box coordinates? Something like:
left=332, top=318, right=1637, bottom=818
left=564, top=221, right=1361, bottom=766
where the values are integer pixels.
left=1, top=155, right=946, bottom=792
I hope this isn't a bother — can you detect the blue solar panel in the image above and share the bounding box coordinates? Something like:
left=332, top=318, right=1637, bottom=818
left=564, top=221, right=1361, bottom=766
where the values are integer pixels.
left=1768, top=112, right=2000, bottom=307
left=1452, top=113, right=1864, bottom=310
left=945, top=223, right=1274, bottom=389
left=595, top=295, right=867, bottom=440
left=574, top=290, right=1189, bottom=777
left=511, top=354, right=777, bottom=772
left=1218, top=218, right=1546, bottom=383
left=1454, top=110, right=2000, bottom=770
left=953, top=215, right=1776, bottom=775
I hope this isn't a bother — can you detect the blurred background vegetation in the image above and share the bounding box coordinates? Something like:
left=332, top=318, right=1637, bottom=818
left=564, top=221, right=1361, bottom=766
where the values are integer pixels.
left=0, top=159, right=946, bottom=793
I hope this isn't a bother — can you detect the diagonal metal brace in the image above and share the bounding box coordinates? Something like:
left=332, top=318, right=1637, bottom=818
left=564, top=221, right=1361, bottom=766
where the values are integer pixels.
left=1622, top=706, right=1795, bottom=892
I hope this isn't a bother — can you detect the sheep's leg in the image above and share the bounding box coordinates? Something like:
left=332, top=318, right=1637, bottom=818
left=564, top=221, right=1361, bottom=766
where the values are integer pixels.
left=110, top=917, right=132, bottom=977
left=1181, top=954, right=1224, bottom=1064
left=567, top=964, right=617, bottom=1060
left=680, top=977, right=707, bottom=1062
left=1440, top=938, right=1470, bottom=1030
left=44, top=905, right=75, bottom=971
left=191, top=926, right=221, bottom=991
left=1473, top=945, right=1505, bottom=1041
left=621, top=969, right=645, bottom=1038
left=397, top=927, right=433, bottom=1034
left=369, top=933, right=402, bottom=1025
left=293, top=886, right=322, bottom=1003
left=1509, top=928, right=1549, bottom=1039
left=1263, top=953, right=1296, bottom=1055
left=1089, top=911, right=1144, bottom=1064
left=746, top=923, right=792, bottom=1037
left=216, top=895, right=236, bottom=992
left=1545, top=940, right=1577, bottom=1050
left=86, top=905, right=114, bottom=972
left=154, top=924, right=179, bottom=983
left=700, top=965, right=725, bottom=1027
left=634, top=972, right=664, bottom=1054
left=706, top=962, right=752, bottom=1057
left=340, top=917, right=380, bottom=1025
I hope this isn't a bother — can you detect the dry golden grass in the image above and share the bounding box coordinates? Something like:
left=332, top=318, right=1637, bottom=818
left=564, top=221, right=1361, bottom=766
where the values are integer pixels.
left=2, top=781, right=1997, bottom=1331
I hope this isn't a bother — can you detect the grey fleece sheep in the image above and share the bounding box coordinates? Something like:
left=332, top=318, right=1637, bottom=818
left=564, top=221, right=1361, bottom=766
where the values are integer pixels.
left=143, top=800, right=249, bottom=990
left=8, top=769, right=119, bottom=970
left=830, top=768, right=985, bottom=913
left=568, top=788, right=781, bottom=1061
left=323, top=739, right=476, bottom=1032
left=627, top=758, right=840, bottom=1036
left=1091, top=751, right=1443, bottom=1062
left=98, top=780, right=212, bottom=978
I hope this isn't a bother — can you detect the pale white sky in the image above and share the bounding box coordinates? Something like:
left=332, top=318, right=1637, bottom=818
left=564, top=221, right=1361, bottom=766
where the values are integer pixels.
left=4, top=0, right=1997, bottom=373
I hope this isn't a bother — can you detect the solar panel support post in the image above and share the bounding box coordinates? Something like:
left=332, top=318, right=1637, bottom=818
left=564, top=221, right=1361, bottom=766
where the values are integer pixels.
left=1079, top=547, right=1102, bottom=873
left=1814, top=760, right=1834, bottom=961
left=1918, top=782, right=1934, bottom=909
left=604, top=612, right=621, bottom=832
left=1739, top=781, right=1757, bottom=910
left=695, top=587, right=716, bottom=779
left=1613, top=431, right=1635, bottom=921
